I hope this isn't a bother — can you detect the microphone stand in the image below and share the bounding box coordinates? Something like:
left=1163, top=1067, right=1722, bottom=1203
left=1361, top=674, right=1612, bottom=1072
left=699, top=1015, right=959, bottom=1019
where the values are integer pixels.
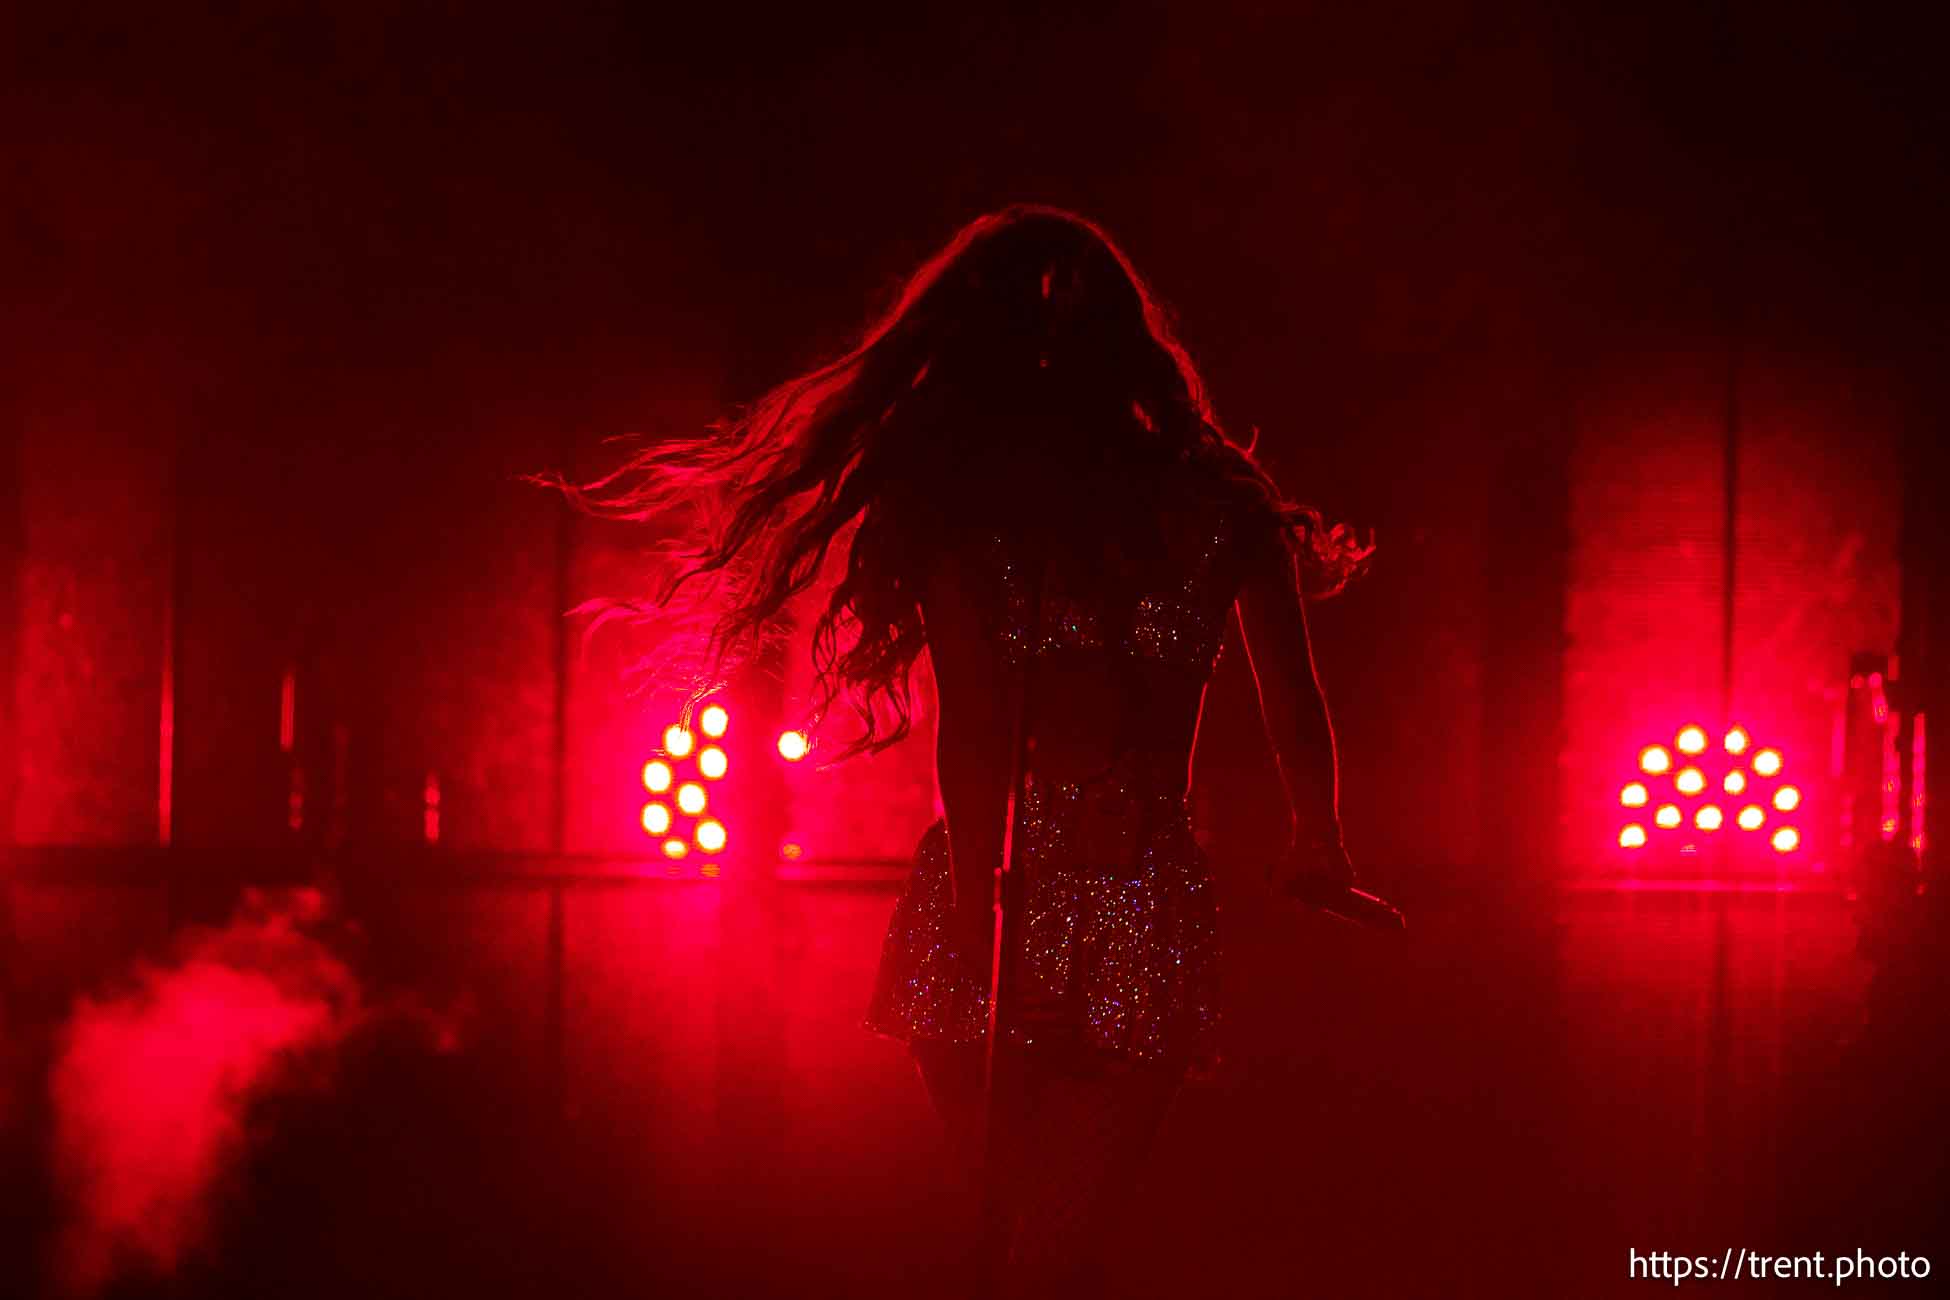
left=977, top=545, right=1041, bottom=1297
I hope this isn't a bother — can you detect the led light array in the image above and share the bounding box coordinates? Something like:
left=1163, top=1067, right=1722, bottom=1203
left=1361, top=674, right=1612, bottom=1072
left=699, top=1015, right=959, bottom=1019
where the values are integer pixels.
left=641, top=703, right=731, bottom=863
left=1618, top=724, right=1801, bottom=854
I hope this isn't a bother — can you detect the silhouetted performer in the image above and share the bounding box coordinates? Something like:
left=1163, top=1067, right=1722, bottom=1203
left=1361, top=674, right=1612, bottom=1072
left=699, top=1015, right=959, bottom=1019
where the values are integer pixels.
left=558, top=205, right=1367, bottom=1297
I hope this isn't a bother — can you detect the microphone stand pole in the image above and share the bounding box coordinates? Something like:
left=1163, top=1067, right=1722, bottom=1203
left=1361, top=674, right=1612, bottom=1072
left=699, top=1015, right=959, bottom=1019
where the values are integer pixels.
left=977, top=551, right=1041, bottom=1297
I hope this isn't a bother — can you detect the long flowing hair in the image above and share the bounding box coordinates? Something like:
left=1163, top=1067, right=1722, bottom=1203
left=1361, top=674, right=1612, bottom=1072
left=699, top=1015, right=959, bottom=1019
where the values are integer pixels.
left=545, top=204, right=1370, bottom=762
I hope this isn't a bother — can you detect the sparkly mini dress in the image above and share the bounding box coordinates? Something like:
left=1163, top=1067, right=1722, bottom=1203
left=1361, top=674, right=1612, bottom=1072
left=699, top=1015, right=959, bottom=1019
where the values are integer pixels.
left=865, top=492, right=1255, bottom=1070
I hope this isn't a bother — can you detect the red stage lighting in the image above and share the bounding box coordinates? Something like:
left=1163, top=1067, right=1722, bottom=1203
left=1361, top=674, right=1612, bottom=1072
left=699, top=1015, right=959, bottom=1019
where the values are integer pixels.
left=1913, top=713, right=1928, bottom=858
left=778, top=730, right=809, bottom=762
left=1618, top=723, right=1802, bottom=864
left=638, top=700, right=737, bottom=863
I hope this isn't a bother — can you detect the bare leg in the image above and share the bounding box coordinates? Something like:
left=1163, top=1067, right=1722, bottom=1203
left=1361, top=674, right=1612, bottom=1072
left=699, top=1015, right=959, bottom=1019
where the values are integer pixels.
left=998, top=1052, right=1181, bottom=1299
left=915, top=1041, right=1181, bottom=1299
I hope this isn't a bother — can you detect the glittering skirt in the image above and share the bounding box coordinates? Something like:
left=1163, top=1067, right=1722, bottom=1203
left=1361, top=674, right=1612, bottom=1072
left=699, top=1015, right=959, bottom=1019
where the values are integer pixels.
left=864, top=758, right=1220, bottom=1069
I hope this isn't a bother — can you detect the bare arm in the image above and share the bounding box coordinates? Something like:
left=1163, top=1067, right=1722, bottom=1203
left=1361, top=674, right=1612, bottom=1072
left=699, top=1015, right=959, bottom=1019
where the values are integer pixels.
left=1233, top=540, right=1349, bottom=870
left=917, top=556, right=1016, bottom=964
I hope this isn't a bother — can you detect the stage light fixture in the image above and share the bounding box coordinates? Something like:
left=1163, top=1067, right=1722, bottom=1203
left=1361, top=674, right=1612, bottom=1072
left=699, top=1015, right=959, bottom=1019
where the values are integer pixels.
left=1616, top=722, right=1801, bottom=865
left=778, top=730, right=809, bottom=762
left=637, top=704, right=740, bottom=868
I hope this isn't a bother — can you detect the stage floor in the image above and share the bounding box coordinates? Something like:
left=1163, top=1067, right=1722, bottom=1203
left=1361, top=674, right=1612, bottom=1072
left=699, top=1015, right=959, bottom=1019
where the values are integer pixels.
left=2, top=871, right=1942, bottom=1298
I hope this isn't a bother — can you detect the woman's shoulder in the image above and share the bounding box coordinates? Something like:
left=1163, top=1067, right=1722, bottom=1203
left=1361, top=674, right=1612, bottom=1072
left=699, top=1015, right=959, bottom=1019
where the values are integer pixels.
left=1176, top=444, right=1287, bottom=545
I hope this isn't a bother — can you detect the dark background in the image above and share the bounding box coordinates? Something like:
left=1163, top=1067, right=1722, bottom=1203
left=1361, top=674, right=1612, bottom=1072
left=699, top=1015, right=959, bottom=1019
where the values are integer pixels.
left=2, top=3, right=1945, bottom=1297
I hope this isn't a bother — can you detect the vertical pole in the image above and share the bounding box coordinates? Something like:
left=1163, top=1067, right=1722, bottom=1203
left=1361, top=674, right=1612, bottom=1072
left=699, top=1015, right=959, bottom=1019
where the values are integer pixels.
left=1721, top=333, right=1739, bottom=731
left=163, top=418, right=189, bottom=932
left=547, top=881, right=567, bottom=1122
left=0, top=384, right=20, bottom=1011
left=980, top=551, right=1040, bottom=1297
left=548, top=431, right=574, bottom=1121
left=553, top=461, right=573, bottom=859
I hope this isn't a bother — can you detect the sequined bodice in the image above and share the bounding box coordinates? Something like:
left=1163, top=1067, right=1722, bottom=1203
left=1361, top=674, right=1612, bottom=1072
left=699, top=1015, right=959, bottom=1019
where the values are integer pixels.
left=984, top=499, right=1241, bottom=679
